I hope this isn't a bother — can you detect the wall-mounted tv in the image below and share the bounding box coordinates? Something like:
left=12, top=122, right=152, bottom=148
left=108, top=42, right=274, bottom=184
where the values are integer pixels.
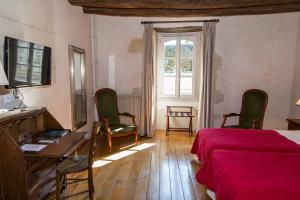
left=4, top=37, right=51, bottom=88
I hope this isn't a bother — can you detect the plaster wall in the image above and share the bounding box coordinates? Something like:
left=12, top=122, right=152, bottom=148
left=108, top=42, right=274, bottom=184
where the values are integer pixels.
left=0, top=0, right=95, bottom=131
left=93, top=13, right=299, bottom=130
left=290, top=14, right=300, bottom=119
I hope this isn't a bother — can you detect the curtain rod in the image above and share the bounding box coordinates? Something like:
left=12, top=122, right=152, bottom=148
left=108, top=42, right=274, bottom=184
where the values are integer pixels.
left=141, top=19, right=219, bottom=24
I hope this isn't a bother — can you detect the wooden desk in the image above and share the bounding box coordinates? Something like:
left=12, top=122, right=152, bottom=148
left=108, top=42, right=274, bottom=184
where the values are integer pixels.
left=0, top=108, right=88, bottom=200
left=287, top=118, right=300, bottom=130
left=24, top=131, right=87, bottom=159
left=166, top=106, right=194, bottom=136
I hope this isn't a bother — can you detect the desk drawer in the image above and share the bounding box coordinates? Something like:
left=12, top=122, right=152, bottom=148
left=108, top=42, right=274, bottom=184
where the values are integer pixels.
left=29, top=176, right=55, bottom=200
left=28, top=160, right=56, bottom=199
left=29, top=170, right=55, bottom=200
left=28, top=161, right=55, bottom=185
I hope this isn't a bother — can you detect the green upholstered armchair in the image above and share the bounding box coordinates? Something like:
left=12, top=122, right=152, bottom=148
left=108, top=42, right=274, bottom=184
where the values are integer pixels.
left=221, top=89, right=268, bottom=129
left=94, top=88, right=138, bottom=152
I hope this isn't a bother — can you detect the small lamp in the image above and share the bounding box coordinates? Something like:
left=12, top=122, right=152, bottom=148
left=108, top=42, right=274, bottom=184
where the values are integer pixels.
left=296, top=99, right=300, bottom=106
left=0, top=61, right=8, bottom=86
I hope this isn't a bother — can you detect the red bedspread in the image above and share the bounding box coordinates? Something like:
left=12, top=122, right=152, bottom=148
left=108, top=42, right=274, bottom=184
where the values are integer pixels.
left=191, top=128, right=300, bottom=163
left=204, top=150, right=300, bottom=200
left=191, top=128, right=300, bottom=188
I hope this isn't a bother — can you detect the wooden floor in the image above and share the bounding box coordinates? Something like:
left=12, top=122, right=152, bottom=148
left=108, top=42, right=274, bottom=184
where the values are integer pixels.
left=46, top=131, right=209, bottom=200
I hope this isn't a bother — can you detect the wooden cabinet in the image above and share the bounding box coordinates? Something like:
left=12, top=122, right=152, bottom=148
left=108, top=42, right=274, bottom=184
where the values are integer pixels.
left=287, top=119, right=300, bottom=130
left=0, top=108, right=86, bottom=200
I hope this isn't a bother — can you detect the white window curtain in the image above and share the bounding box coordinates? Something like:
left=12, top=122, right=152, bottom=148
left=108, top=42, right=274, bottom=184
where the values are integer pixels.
left=141, top=24, right=157, bottom=137
left=198, top=22, right=217, bottom=129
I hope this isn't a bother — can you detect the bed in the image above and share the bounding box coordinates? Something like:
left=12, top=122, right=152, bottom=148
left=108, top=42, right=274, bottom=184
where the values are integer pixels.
left=190, top=129, right=300, bottom=200
left=204, top=150, right=300, bottom=200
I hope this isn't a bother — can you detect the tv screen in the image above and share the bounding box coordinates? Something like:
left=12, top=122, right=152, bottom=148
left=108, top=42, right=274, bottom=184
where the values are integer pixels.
left=4, top=37, right=51, bottom=88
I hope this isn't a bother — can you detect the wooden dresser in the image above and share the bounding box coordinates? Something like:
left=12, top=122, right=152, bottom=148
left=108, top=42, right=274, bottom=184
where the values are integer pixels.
left=0, top=108, right=87, bottom=200
left=287, top=119, right=300, bottom=130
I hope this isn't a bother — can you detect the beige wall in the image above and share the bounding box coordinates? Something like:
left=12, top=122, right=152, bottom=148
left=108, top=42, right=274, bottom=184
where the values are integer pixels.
left=214, top=13, right=299, bottom=129
left=93, top=13, right=300, bottom=130
left=290, top=14, right=300, bottom=118
left=0, top=0, right=95, bottom=131
left=93, top=16, right=143, bottom=94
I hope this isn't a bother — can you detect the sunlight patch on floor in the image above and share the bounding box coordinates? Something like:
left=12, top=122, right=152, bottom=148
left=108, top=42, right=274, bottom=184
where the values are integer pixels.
left=92, top=160, right=112, bottom=168
left=129, top=143, right=156, bottom=151
left=103, top=150, right=137, bottom=161
left=92, top=143, right=157, bottom=168
left=120, top=143, right=137, bottom=150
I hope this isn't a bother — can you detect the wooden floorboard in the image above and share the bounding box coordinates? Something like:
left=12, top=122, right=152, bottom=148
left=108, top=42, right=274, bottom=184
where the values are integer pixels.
left=146, top=132, right=160, bottom=200
left=46, top=130, right=209, bottom=200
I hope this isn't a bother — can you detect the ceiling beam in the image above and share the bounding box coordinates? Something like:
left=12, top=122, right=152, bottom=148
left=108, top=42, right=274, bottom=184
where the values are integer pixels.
left=68, top=0, right=300, bottom=9
left=82, top=3, right=300, bottom=17
left=68, top=0, right=300, bottom=16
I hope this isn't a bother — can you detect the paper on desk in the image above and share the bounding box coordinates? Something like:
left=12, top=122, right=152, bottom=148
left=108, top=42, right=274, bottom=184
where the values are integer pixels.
left=21, top=144, right=47, bottom=152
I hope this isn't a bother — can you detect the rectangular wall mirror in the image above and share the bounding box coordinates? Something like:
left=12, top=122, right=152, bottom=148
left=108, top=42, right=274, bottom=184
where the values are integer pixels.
left=69, top=45, right=87, bottom=130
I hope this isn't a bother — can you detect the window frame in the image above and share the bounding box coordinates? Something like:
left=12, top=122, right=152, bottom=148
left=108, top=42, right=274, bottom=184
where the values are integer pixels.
left=157, top=32, right=200, bottom=100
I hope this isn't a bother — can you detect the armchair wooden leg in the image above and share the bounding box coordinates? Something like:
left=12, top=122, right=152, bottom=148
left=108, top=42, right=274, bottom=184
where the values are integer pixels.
left=107, top=134, right=112, bottom=152
left=134, top=132, right=138, bottom=145
left=166, top=116, right=170, bottom=136
left=189, top=117, right=193, bottom=137
left=88, top=169, right=94, bottom=200
left=56, top=172, right=61, bottom=200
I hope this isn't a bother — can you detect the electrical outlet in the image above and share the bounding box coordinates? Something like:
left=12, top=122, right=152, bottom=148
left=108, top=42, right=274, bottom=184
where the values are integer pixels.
left=4, top=94, right=13, bottom=104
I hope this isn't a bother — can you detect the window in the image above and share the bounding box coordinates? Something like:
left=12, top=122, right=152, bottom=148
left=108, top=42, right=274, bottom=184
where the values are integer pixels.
left=157, top=33, right=199, bottom=99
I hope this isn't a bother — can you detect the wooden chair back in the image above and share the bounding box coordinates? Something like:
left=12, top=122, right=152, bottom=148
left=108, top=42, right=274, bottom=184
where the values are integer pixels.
left=239, top=89, right=268, bottom=129
left=94, top=88, right=121, bottom=125
left=88, top=121, right=100, bottom=168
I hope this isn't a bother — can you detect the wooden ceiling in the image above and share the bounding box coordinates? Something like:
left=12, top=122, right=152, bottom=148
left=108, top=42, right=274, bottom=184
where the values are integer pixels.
left=68, top=0, right=300, bottom=17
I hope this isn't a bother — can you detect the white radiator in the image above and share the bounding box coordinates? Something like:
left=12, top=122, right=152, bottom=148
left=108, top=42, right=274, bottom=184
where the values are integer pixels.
left=117, top=95, right=141, bottom=130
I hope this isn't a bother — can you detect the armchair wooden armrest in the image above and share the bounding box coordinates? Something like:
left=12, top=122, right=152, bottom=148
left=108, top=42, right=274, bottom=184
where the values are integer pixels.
left=252, top=119, right=262, bottom=129
left=223, top=113, right=241, bottom=118
left=118, top=112, right=137, bottom=127
left=221, top=113, right=241, bottom=128
left=119, top=112, right=134, bottom=117
left=100, top=118, right=109, bottom=130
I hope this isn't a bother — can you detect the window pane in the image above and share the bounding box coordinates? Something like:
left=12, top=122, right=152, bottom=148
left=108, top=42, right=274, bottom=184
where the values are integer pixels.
left=164, top=40, right=176, bottom=58
left=181, top=40, right=193, bottom=59
left=180, top=76, right=193, bottom=95
left=15, top=65, right=28, bottom=82
left=163, top=76, right=176, bottom=95
left=180, top=59, right=193, bottom=74
left=32, top=47, right=44, bottom=84
left=163, top=58, right=176, bottom=73
left=17, top=44, right=30, bottom=65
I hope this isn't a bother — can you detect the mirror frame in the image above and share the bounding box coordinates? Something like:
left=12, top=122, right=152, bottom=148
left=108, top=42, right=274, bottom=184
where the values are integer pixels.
left=68, top=45, right=87, bottom=130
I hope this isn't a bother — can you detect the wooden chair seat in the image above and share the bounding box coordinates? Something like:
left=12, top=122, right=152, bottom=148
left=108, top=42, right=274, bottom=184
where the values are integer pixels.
left=109, top=124, right=136, bottom=134
left=57, top=156, right=88, bottom=175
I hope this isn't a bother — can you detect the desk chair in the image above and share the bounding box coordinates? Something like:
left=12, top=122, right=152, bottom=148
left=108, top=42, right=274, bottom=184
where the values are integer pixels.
left=55, top=121, right=99, bottom=200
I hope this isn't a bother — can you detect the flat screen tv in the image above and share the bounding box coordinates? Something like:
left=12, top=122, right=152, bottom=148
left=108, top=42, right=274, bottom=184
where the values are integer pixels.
left=4, top=37, right=51, bottom=88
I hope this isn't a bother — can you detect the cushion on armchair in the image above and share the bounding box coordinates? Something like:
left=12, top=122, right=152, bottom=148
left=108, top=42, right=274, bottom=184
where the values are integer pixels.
left=109, top=124, right=136, bottom=134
